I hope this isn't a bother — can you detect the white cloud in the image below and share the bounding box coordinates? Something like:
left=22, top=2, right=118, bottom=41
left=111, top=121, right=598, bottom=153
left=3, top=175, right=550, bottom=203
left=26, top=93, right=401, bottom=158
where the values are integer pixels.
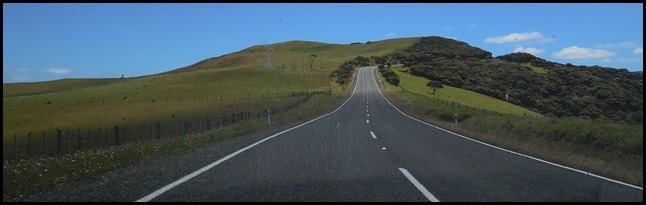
left=17, top=68, right=29, bottom=71
left=595, top=41, right=636, bottom=49
left=634, top=47, right=643, bottom=54
left=446, top=36, right=459, bottom=40
left=514, top=47, right=545, bottom=55
left=385, top=33, right=396, bottom=38
left=552, top=46, right=615, bottom=59
left=466, top=24, right=477, bottom=28
left=485, top=31, right=554, bottom=44
left=46, top=68, right=72, bottom=74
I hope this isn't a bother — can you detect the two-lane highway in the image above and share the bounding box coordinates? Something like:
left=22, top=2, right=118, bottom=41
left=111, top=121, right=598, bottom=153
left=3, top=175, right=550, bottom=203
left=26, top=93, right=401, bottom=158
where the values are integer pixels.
left=137, top=66, right=642, bottom=202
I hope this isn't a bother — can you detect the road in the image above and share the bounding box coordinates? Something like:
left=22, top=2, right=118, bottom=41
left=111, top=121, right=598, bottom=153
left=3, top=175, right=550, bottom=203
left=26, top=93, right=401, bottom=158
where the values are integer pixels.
left=137, top=66, right=643, bottom=202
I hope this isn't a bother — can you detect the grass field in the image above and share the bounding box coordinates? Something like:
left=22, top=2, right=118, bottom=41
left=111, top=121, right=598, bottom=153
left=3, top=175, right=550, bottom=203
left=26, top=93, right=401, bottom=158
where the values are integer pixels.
left=3, top=38, right=419, bottom=160
left=3, top=93, right=346, bottom=201
left=3, top=78, right=127, bottom=98
left=385, top=66, right=542, bottom=117
left=3, top=65, right=328, bottom=146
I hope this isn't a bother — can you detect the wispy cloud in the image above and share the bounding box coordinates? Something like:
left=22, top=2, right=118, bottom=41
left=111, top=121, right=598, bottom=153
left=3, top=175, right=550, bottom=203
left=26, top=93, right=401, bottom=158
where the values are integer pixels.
left=552, top=46, right=615, bottom=59
left=634, top=47, right=643, bottom=54
left=443, top=26, right=455, bottom=33
left=595, top=41, right=636, bottom=49
left=17, top=68, right=29, bottom=71
left=466, top=24, right=477, bottom=28
left=385, top=33, right=396, bottom=38
left=446, top=37, right=459, bottom=40
left=485, top=31, right=554, bottom=44
left=514, top=47, right=545, bottom=55
left=46, top=68, right=72, bottom=74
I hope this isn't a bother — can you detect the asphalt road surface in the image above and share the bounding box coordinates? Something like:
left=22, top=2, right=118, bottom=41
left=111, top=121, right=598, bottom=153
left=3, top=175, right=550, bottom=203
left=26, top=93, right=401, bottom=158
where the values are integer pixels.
left=137, top=66, right=643, bottom=202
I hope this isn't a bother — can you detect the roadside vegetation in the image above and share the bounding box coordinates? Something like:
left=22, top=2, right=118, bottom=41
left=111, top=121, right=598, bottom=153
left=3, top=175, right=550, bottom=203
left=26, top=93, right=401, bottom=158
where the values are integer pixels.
left=377, top=66, right=643, bottom=187
left=3, top=93, right=345, bottom=201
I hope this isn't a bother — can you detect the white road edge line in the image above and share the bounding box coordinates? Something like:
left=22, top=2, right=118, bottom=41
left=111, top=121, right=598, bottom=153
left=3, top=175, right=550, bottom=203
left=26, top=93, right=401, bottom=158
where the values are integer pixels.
left=399, top=168, right=440, bottom=202
left=136, top=67, right=368, bottom=202
left=370, top=131, right=377, bottom=139
left=366, top=119, right=369, bottom=124
left=369, top=67, right=643, bottom=190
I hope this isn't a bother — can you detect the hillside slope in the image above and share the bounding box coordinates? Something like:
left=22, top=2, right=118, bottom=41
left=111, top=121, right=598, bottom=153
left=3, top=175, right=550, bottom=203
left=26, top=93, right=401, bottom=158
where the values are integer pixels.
left=387, top=36, right=643, bottom=124
left=163, top=37, right=420, bottom=74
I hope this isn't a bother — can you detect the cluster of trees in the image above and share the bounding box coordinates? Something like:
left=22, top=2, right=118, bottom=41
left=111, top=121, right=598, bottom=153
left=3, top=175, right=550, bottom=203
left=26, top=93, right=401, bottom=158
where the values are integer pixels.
left=330, top=56, right=372, bottom=85
left=391, top=36, right=492, bottom=67
left=378, top=65, right=400, bottom=86
left=387, top=36, right=643, bottom=124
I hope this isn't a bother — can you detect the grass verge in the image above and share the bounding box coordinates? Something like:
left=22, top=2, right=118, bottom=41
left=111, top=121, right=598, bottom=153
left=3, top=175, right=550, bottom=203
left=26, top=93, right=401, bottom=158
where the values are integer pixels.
left=3, top=93, right=347, bottom=201
left=377, top=69, right=643, bottom=188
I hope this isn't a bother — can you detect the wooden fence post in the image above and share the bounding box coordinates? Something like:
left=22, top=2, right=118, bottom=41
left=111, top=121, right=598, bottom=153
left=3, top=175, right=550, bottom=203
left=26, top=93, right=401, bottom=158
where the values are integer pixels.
left=87, top=129, right=91, bottom=148
left=43, top=131, right=47, bottom=157
left=13, top=135, right=17, bottom=161
left=98, top=128, right=102, bottom=147
left=78, top=129, right=81, bottom=151
left=67, top=129, right=71, bottom=153
left=106, top=126, right=110, bottom=147
left=57, top=129, right=62, bottom=155
left=207, top=118, right=211, bottom=131
left=184, top=121, right=188, bottom=136
left=28, top=132, right=32, bottom=158
left=115, top=126, right=120, bottom=146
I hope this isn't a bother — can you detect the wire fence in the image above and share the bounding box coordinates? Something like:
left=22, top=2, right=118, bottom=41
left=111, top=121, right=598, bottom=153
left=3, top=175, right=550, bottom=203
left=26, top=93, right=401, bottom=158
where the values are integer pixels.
left=398, top=86, right=543, bottom=118
left=3, top=90, right=331, bottom=107
left=3, top=90, right=332, bottom=161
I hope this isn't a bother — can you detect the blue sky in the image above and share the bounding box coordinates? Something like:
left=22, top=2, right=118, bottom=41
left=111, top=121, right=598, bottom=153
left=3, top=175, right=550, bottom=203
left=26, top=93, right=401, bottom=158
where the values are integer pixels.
left=3, top=3, right=643, bottom=83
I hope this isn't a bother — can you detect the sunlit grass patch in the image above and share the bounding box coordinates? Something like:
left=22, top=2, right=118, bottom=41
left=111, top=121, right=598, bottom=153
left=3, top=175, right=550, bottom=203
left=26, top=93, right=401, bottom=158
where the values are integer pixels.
left=387, top=66, right=541, bottom=117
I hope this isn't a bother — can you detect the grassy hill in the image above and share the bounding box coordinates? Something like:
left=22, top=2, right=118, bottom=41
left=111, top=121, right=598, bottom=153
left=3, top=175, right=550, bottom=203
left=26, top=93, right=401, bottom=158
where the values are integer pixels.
left=3, top=78, right=128, bottom=98
left=163, top=37, right=420, bottom=74
left=3, top=37, right=420, bottom=159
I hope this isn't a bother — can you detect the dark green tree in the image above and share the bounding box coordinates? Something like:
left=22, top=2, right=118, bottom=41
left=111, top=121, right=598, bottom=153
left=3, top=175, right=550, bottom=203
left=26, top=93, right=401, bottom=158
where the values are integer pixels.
left=426, top=81, right=443, bottom=94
